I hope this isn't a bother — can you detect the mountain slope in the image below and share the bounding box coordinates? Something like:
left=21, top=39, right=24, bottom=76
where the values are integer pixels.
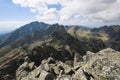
left=0, top=25, right=88, bottom=79
left=0, top=23, right=120, bottom=80
left=67, top=26, right=109, bottom=41
left=92, top=25, right=120, bottom=39
left=1, top=23, right=120, bottom=57
left=0, top=42, right=120, bottom=80
left=0, top=21, right=49, bottom=48
left=68, top=25, right=120, bottom=52
left=92, top=25, right=120, bottom=51
left=0, top=23, right=76, bottom=57
left=67, top=26, right=107, bottom=52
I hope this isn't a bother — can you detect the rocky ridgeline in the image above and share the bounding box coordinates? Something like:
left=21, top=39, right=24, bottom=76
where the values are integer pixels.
left=15, top=48, right=120, bottom=80
left=1, top=22, right=120, bottom=80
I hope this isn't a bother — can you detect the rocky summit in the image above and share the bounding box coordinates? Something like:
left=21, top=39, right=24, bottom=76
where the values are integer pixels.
left=0, top=46, right=120, bottom=80
left=16, top=48, right=120, bottom=80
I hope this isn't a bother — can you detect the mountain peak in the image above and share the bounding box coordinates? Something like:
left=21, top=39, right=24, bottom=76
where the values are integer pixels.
left=30, top=21, right=39, bottom=24
left=26, top=21, right=48, bottom=26
left=0, top=21, right=49, bottom=48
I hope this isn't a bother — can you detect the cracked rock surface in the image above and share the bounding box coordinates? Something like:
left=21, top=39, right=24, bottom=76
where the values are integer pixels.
left=15, top=48, right=120, bottom=80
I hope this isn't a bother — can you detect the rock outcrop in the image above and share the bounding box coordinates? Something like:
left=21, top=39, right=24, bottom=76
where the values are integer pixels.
left=15, top=48, right=120, bottom=80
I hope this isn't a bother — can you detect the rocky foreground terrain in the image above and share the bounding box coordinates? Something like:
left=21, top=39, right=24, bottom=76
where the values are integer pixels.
left=16, top=48, right=120, bottom=80
left=0, top=47, right=120, bottom=80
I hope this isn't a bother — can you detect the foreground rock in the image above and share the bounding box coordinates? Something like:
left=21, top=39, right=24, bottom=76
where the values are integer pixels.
left=15, top=48, right=120, bottom=80
left=81, top=48, right=120, bottom=80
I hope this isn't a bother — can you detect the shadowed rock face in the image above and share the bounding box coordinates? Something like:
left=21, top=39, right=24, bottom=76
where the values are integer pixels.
left=30, top=46, right=57, bottom=66
left=29, top=45, right=75, bottom=66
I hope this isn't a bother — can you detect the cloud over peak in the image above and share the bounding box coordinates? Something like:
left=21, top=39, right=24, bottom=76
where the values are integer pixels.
left=12, top=0, right=120, bottom=24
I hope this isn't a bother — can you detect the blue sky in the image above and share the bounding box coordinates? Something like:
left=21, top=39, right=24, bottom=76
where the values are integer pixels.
left=0, top=0, right=35, bottom=34
left=0, top=0, right=35, bottom=21
left=0, top=0, right=120, bottom=34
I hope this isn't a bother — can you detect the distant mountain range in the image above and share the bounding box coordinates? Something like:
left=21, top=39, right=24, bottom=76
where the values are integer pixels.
left=68, top=25, right=120, bottom=52
left=0, top=21, right=89, bottom=56
left=0, top=21, right=120, bottom=80
left=0, top=21, right=88, bottom=48
left=0, top=21, right=120, bottom=57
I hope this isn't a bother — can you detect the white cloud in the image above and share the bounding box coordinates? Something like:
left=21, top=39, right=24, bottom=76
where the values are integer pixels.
left=12, top=0, right=120, bottom=24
